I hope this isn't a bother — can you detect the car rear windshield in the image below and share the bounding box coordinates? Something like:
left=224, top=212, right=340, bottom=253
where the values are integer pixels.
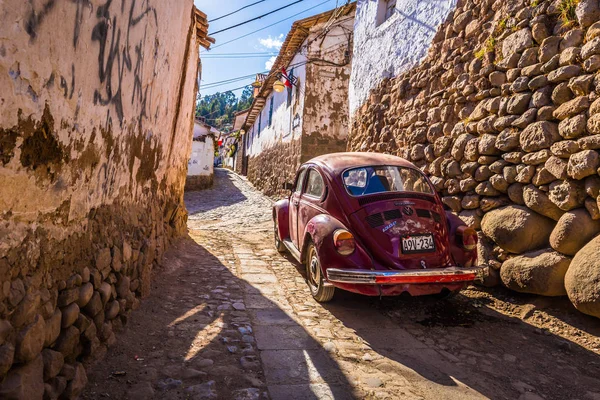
left=342, top=166, right=434, bottom=196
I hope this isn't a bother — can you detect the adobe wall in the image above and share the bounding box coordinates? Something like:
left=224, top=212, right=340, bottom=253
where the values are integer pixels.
left=0, top=0, right=199, bottom=397
left=349, top=0, right=600, bottom=318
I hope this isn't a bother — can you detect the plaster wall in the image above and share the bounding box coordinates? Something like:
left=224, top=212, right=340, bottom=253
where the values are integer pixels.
left=349, top=0, right=457, bottom=115
left=245, top=14, right=354, bottom=197
left=193, top=123, right=219, bottom=139
left=302, top=16, right=354, bottom=160
left=246, top=51, right=308, bottom=157
left=0, top=0, right=197, bottom=254
left=188, top=138, right=214, bottom=177
left=0, top=0, right=199, bottom=394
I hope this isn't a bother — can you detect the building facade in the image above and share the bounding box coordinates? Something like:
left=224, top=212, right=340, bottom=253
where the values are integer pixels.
left=186, top=119, right=217, bottom=190
left=241, top=4, right=356, bottom=198
left=0, top=1, right=212, bottom=396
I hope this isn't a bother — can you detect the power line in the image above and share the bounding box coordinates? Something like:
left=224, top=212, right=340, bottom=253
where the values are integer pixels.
left=202, top=52, right=277, bottom=56
left=208, top=0, right=267, bottom=23
left=211, top=0, right=333, bottom=49
left=209, top=0, right=305, bottom=36
left=202, top=54, right=277, bottom=59
left=201, top=71, right=268, bottom=88
left=201, top=38, right=350, bottom=90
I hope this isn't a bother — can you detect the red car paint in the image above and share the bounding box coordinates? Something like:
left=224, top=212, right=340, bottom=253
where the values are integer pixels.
left=273, top=152, right=482, bottom=297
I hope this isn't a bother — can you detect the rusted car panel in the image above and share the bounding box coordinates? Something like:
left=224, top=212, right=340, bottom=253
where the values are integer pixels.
left=273, top=152, right=484, bottom=302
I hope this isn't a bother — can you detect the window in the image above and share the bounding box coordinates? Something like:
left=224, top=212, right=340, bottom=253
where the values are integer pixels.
left=295, top=169, right=307, bottom=193
left=342, top=166, right=434, bottom=196
left=287, top=68, right=294, bottom=107
left=376, top=0, right=396, bottom=26
left=268, top=96, right=274, bottom=127
left=258, top=112, right=262, bottom=137
left=305, top=169, right=325, bottom=198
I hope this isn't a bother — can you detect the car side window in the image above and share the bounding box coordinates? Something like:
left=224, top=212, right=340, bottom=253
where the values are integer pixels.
left=295, top=169, right=307, bottom=193
left=305, top=169, right=325, bottom=198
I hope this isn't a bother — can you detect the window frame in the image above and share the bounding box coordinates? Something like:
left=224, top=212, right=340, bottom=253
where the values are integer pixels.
left=257, top=111, right=262, bottom=137
left=286, top=68, right=294, bottom=108
left=294, top=168, right=308, bottom=194
left=340, top=165, right=435, bottom=198
left=376, top=0, right=397, bottom=27
left=268, top=96, right=274, bottom=127
left=303, top=168, right=327, bottom=201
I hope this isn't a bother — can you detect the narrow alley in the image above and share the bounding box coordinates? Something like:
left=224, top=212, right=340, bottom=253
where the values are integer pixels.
left=82, top=169, right=600, bottom=400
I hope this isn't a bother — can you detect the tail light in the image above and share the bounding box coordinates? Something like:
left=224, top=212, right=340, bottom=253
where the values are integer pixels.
left=456, top=226, right=477, bottom=251
left=333, top=229, right=355, bottom=256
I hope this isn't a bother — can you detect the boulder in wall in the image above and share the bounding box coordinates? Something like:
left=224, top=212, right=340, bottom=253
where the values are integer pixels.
left=481, top=205, right=555, bottom=254
left=500, top=249, right=571, bottom=296
left=565, top=235, right=600, bottom=318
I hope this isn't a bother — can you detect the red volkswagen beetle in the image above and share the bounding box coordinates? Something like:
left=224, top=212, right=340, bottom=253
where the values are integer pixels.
left=273, top=152, right=484, bottom=302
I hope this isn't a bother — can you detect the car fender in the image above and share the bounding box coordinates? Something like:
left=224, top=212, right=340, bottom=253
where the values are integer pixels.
left=273, top=199, right=290, bottom=241
left=445, top=211, right=477, bottom=267
left=301, top=214, right=373, bottom=275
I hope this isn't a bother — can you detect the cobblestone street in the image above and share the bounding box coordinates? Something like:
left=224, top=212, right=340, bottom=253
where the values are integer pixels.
left=84, top=169, right=600, bottom=400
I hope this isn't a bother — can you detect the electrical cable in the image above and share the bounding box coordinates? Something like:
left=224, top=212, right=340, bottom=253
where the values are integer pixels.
left=200, top=37, right=351, bottom=91
left=201, top=52, right=277, bottom=56
left=209, top=0, right=267, bottom=23
left=202, top=54, right=278, bottom=59
left=211, top=0, right=333, bottom=49
left=209, top=0, right=305, bottom=36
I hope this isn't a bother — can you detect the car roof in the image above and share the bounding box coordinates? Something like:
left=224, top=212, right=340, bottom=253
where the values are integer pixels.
left=304, top=152, right=418, bottom=176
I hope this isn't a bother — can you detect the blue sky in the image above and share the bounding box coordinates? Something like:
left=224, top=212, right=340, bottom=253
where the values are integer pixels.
left=194, top=0, right=340, bottom=97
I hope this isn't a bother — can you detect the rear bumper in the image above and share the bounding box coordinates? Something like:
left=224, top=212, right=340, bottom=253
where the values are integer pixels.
left=326, top=266, right=486, bottom=285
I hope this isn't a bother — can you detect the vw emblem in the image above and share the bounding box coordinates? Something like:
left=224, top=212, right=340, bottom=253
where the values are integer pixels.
left=420, top=260, right=427, bottom=269
left=403, top=206, right=413, bottom=216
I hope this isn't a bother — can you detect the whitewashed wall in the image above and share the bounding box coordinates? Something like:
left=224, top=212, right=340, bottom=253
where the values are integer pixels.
left=187, top=137, right=214, bottom=177
left=349, top=0, right=457, bottom=115
left=247, top=14, right=354, bottom=157
left=246, top=51, right=308, bottom=157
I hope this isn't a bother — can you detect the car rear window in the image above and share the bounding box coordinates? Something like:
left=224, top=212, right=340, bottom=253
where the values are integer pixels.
left=342, top=166, right=434, bottom=196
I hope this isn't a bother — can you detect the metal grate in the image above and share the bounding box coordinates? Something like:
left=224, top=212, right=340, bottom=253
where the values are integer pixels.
left=383, top=209, right=402, bottom=221
left=416, top=209, right=431, bottom=219
left=357, top=192, right=436, bottom=206
left=365, top=213, right=384, bottom=228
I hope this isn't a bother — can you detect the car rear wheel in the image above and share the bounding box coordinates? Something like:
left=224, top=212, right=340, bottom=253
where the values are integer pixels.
left=434, top=288, right=459, bottom=300
left=273, top=219, right=286, bottom=253
left=306, top=243, right=335, bottom=303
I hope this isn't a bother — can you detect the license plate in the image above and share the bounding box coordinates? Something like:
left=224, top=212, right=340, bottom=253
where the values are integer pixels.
left=401, top=234, right=435, bottom=254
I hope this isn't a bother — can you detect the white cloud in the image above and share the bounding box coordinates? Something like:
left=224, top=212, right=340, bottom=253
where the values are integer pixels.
left=265, top=56, right=277, bottom=70
left=259, top=34, right=284, bottom=49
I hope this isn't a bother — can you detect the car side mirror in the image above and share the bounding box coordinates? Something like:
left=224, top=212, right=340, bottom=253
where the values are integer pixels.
left=282, top=182, right=294, bottom=191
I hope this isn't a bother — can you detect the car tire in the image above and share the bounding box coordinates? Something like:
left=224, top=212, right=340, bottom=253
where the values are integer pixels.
left=306, top=242, right=335, bottom=303
left=273, top=219, right=286, bottom=253
left=435, top=289, right=459, bottom=300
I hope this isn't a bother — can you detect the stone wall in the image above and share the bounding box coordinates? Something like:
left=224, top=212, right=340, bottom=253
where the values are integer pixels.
left=247, top=139, right=302, bottom=198
left=185, top=175, right=214, bottom=191
left=0, top=0, right=199, bottom=397
left=349, top=0, right=458, bottom=115
left=349, top=0, right=600, bottom=318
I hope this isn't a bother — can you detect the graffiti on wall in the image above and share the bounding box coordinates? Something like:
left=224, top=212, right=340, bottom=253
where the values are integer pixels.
left=24, top=0, right=159, bottom=126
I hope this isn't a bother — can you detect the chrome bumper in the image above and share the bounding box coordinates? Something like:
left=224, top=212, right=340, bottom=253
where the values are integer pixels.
left=326, top=266, right=486, bottom=285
